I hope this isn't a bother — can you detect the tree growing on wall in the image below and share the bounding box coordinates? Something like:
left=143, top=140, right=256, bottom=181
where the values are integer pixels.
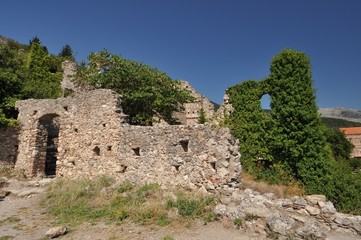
left=197, top=108, right=207, bottom=124
left=74, top=50, right=194, bottom=125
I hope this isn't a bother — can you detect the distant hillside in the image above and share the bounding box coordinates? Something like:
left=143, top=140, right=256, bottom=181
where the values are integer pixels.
left=321, top=117, right=361, bottom=129
left=319, top=108, right=361, bottom=123
left=261, top=108, right=361, bottom=129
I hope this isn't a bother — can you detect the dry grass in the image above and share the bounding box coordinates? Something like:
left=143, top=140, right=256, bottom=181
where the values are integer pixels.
left=241, top=173, right=304, bottom=198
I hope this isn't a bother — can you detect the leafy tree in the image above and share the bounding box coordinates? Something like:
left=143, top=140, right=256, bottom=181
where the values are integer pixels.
left=326, top=127, right=354, bottom=161
left=0, top=44, right=24, bottom=126
left=74, top=50, right=193, bottom=125
left=269, top=49, right=334, bottom=195
left=0, top=36, right=64, bottom=128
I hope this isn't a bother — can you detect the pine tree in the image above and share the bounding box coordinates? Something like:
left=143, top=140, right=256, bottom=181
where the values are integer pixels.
left=58, top=44, right=74, bottom=60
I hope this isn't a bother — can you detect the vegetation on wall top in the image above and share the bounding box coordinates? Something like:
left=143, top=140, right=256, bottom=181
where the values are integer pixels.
left=0, top=36, right=69, bottom=127
left=73, top=50, right=194, bottom=125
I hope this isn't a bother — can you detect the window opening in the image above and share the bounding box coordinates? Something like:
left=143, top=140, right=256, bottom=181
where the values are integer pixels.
left=180, top=140, right=189, bottom=152
left=120, top=164, right=127, bottom=173
left=132, top=147, right=140, bottom=156
left=261, top=94, right=271, bottom=110
left=93, top=146, right=100, bottom=156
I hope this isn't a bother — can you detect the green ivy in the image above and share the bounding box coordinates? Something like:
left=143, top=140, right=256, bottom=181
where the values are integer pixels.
left=226, top=49, right=334, bottom=196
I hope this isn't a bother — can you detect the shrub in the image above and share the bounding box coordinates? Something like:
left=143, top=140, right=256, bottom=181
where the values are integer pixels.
left=167, top=193, right=215, bottom=218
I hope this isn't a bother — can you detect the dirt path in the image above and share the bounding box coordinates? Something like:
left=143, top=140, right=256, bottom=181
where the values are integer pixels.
left=1, top=178, right=360, bottom=240
left=0, top=178, right=265, bottom=240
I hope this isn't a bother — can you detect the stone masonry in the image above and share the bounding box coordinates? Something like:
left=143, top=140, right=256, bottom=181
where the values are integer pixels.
left=12, top=89, right=241, bottom=192
left=173, top=81, right=216, bottom=125
left=0, top=127, right=19, bottom=167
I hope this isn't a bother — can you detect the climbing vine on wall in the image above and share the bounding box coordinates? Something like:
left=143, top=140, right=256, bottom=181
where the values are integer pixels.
left=226, top=80, right=272, bottom=175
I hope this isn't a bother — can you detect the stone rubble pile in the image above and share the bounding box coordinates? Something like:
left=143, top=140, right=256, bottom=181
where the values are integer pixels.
left=215, top=188, right=361, bottom=239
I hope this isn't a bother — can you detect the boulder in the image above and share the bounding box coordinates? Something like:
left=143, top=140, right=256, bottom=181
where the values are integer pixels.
left=296, top=221, right=326, bottom=239
left=45, top=226, right=67, bottom=238
left=266, top=212, right=295, bottom=236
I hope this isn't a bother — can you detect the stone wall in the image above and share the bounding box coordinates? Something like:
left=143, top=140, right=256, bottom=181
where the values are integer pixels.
left=0, top=127, right=19, bottom=167
left=175, top=81, right=215, bottom=125
left=13, top=89, right=241, bottom=192
left=214, top=93, right=234, bottom=124
left=15, top=96, right=67, bottom=176
left=116, top=125, right=240, bottom=191
left=61, top=60, right=77, bottom=94
left=348, top=134, right=361, bottom=158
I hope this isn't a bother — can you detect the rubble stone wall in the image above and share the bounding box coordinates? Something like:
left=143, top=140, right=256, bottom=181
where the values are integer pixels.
left=55, top=89, right=127, bottom=178
left=116, top=124, right=241, bottom=191
left=0, top=127, right=19, bottom=167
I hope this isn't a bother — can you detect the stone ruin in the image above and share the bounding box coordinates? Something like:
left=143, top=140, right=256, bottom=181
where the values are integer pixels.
left=0, top=89, right=241, bottom=192
left=173, top=81, right=216, bottom=125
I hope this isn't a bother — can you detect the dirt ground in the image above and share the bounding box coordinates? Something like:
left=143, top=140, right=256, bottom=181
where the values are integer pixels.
left=0, top=178, right=263, bottom=240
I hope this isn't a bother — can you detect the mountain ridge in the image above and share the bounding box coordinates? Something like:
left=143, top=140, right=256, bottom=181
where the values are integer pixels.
left=319, top=107, right=361, bottom=123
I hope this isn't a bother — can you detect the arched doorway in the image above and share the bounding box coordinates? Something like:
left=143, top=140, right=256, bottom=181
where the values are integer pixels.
left=33, top=114, right=60, bottom=176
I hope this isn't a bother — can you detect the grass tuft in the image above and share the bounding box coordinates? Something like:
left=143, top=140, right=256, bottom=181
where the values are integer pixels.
left=241, top=173, right=304, bottom=198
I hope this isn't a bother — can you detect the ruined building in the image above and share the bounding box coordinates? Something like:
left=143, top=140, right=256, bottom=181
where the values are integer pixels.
left=174, top=81, right=217, bottom=125
left=0, top=88, right=241, bottom=192
left=0, top=61, right=242, bottom=191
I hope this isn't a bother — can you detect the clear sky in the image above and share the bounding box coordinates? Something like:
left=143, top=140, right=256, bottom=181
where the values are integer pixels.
left=1, top=0, right=360, bottom=110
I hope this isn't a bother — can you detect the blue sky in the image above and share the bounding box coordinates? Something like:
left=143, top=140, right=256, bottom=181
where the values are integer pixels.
left=1, top=0, right=360, bottom=109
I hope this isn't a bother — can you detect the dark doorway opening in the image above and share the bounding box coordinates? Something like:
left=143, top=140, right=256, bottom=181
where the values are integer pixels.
left=34, top=114, right=59, bottom=176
